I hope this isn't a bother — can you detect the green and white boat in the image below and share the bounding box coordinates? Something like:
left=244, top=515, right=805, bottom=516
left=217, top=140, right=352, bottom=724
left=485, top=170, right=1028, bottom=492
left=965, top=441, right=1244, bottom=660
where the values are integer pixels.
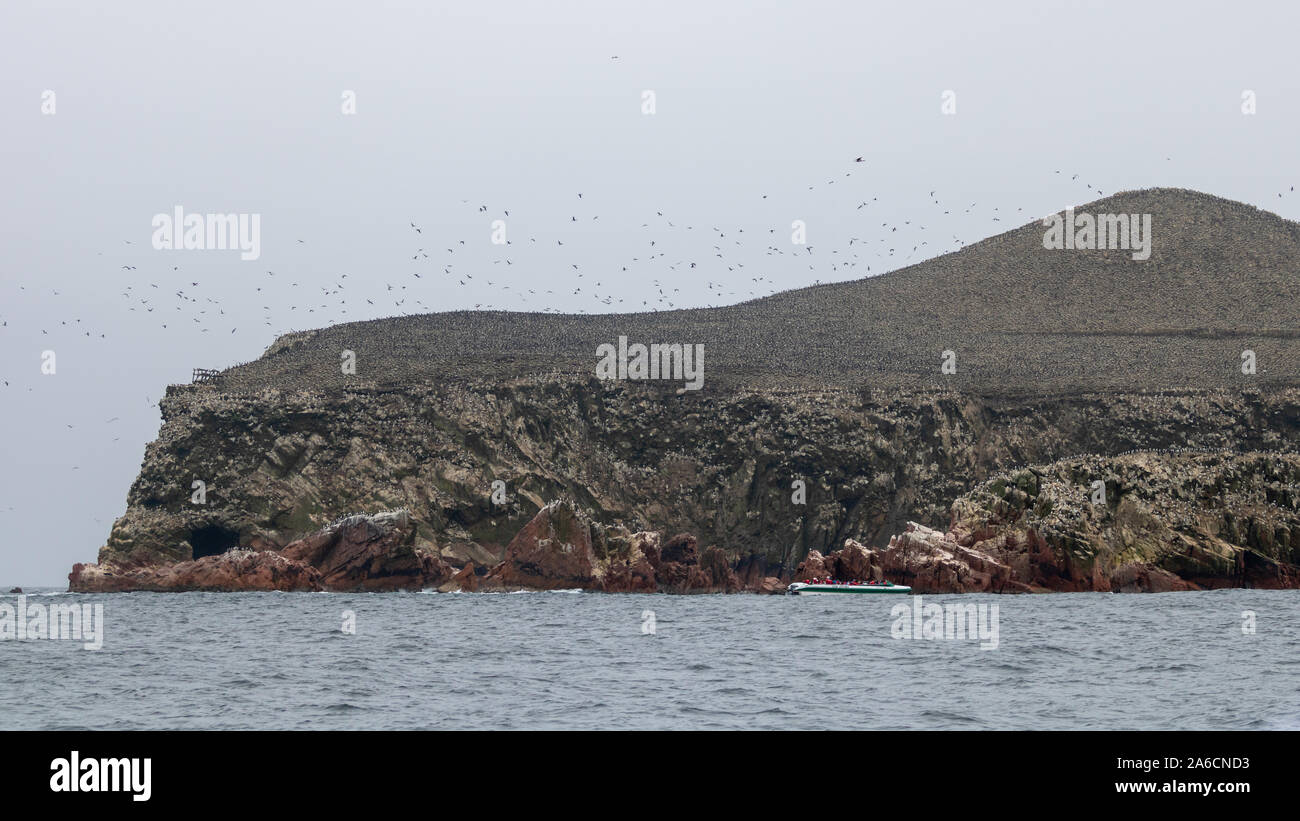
left=787, top=580, right=911, bottom=595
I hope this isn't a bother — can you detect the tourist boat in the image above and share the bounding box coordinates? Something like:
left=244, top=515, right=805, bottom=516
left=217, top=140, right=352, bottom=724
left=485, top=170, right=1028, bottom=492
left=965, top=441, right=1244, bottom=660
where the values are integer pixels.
left=787, top=579, right=911, bottom=595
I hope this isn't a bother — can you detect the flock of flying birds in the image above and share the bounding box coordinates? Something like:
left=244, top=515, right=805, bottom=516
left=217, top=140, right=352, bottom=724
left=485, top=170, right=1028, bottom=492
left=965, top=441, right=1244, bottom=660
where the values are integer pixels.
left=5, top=157, right=1300, bottom=401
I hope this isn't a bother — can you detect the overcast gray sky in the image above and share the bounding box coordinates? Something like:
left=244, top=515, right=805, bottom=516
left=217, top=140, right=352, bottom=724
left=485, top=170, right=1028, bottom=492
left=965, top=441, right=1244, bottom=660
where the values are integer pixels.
left=3, top=0, right=1299, bottom=584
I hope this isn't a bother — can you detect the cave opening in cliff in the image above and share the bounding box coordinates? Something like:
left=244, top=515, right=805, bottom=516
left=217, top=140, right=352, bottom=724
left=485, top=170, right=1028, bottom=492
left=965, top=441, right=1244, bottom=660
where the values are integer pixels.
left=190, top=525, right=240, bottom=559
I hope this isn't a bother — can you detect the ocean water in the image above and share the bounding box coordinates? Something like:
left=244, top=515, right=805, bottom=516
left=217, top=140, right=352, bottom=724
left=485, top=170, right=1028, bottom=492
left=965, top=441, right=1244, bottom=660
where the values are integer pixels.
left=2, top=588, right=1297, bottom=730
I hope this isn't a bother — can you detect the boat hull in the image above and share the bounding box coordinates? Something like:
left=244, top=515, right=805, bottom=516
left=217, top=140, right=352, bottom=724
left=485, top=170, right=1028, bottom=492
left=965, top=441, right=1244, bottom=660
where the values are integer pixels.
left=787, top=582, right=911, bottom=595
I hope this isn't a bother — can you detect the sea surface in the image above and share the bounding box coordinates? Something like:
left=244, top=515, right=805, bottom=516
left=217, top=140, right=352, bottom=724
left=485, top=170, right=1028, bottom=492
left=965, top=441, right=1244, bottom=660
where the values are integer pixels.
left=2, top=588, right=1298, bottom=730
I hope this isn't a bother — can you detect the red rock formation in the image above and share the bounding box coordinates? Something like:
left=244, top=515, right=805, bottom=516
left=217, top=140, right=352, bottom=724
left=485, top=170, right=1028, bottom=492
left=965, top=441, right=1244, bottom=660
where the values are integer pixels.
left=68, top=510, right=452, bottom=593
left=687, top=545, right=742, bottom=593
left=467, top=502, right=736, bottom=593
left=661, top=532, right=698, bottom=564
left=69, top=551, right=322, bottom=593
left=439, top=562, right=481, bottom=593
left=482, top=500, right=604, bottom=590
left=793, top=542, right=882, bottom=583
left=879, top=525, right=1034, bottom=593
left=601, top=531, right=660, bottom=593
left=793, top=550, right=832, bottom=581
left=834, top=540, right=880, bottom=582
left=791, top=526, right=1035, bottom=593
left=281, top=510, right=453, bottom=592
left=636, top=531, right=663, bottom=569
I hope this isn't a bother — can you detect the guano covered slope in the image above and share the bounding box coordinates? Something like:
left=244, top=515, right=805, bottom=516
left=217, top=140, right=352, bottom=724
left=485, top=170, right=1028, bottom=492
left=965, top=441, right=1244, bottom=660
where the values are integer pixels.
left=213, top=188, right=1300, bottom=394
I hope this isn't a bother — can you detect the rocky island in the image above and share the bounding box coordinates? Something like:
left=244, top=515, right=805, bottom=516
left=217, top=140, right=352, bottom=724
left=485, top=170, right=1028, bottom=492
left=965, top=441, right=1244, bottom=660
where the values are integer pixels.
left=69, top=189, right=1300, bottom=593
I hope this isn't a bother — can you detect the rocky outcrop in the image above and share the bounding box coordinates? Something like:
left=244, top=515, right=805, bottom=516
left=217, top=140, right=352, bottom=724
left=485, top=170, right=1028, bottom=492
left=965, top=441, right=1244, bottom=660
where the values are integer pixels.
left=77, top=378, right=1300, bottom=586
left=68, top=451, right=1300, bottom=594
left=654, top=533, right=731, bottom=591
left=281, top=510, right=454, bottom=592
left=68, top=510, right=450, bottom=593
left=794, top=542, right=885, bottom=584
left=68, top=550, right=323, bottom=593
left=65, top=497, right=742, bottom=594
left=438, top=562, right=483, bottom=593
left=479, top=500, right=614, bottom=591
left=950, top=452, right=1300, bottom=591
left=472, top=500, right=731, bottom=593
left=808, top=452, right=1300, bottom=592
left=71, top=410, right=1300, bottom=597
left=876, top=525, right=1039, bottom=593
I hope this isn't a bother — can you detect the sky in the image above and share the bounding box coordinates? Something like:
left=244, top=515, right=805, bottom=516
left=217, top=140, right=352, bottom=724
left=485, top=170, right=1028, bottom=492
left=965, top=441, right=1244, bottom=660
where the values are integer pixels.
left=2, top=0, right=1299, bottom=584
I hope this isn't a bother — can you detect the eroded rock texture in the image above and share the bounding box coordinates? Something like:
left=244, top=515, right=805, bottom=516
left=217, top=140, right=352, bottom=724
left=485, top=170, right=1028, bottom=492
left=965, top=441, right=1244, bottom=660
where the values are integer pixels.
left=794, top=452, right=1300, bottom=592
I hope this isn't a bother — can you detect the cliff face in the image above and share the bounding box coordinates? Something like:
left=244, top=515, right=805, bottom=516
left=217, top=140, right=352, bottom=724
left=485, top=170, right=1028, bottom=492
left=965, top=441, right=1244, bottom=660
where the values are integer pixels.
left=797, top=451, right=1300, bottom=592
left=944, top=452, right=1300, bottom=590
left=87, top=377, right=1300, bottom=583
